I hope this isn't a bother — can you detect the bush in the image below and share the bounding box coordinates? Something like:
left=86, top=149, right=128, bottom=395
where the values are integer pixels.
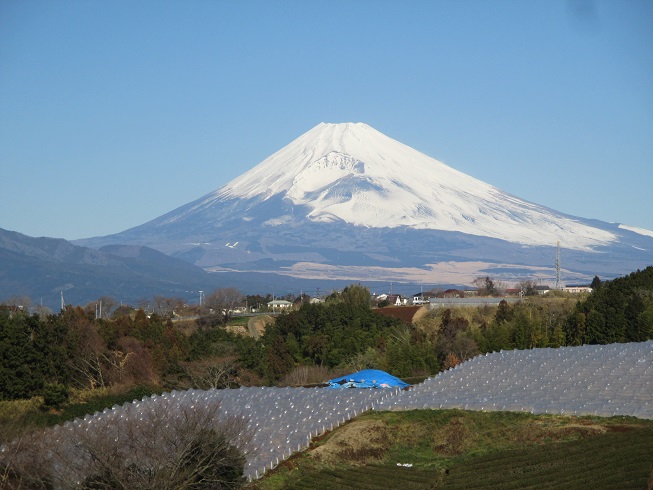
left=2, top=400, right=251, bottom=489
left=41, top=383, right=69, bottom=410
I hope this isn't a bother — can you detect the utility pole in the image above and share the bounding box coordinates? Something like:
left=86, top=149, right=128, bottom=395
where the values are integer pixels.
left=555, top=241, right=561, bottom=290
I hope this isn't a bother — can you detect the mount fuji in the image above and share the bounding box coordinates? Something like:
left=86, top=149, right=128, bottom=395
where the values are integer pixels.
left=77, top=123, right=653, bottom=286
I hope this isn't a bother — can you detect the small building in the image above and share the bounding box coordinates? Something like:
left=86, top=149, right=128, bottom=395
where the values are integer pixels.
left=387, top=294, right=407, bottom=306
left=268, top=299, right=292, bottom=310
left=441, top=289, right=465, bottom=298
left=563, top=285, right=593, bottom=294
left=412, top=296, right=429, bottom=305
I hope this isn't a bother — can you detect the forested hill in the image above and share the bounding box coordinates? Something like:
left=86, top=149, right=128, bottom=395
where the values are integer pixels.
left=566, top=266, right=653, bottom=345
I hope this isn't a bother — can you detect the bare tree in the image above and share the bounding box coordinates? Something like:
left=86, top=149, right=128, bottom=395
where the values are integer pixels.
left=451, top=336, right=480, bottom=361
left=2, top=399, right=251, bottom=489
left=152, top=296, right=185, bottom=317
left=138, top=297, right=151, bottom=312
left=204, top=288, right=244, bottom=326
left=517, top=280, right=539, bottom=296
left=65, top=308, right=109, bottom=389
left=188, top=359, right=239, bottom=390
left=33, top=303, right=53, bottom=320
left=97, top=296, right=118, bottom=319
left=471, top=276, right=505, bottom=297
left=280, top=365, right=331, bottom=387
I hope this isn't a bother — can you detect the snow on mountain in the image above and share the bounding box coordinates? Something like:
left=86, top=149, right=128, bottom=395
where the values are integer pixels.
left=73, top=122, right=653, bottom=286
left=171, top=122, right=614, bottom=251
left=619, top=224, right=653, bottom=239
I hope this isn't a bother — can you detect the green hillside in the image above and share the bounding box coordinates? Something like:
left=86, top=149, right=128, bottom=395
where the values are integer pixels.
left=254, top=409, right=653, bottom=490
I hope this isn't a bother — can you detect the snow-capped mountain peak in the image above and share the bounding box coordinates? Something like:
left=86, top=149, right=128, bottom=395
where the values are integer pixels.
left=194, top=122, right=614, bottom=250
left=75, top=122, right=652, bottom=285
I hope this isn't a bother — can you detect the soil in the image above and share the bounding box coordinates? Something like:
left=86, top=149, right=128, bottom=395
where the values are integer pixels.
left=247, top=315, right=275, bottom=339
left=374, top=306, right=426, bottom=324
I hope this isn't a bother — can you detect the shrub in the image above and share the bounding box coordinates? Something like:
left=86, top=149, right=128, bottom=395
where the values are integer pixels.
left=41, top=383, right=69, bottom=410
left=1, top=400, right=251, bottom=489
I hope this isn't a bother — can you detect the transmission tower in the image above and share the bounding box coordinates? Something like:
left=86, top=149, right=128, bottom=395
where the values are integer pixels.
left=555, top=241, right=561, bottom=290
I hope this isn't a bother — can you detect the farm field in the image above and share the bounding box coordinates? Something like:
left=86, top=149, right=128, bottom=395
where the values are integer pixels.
left=253, top=409, right=653, bottom=489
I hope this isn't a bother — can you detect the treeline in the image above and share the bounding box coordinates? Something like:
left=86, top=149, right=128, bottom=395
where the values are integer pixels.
left=2, top=268, right=652, bottom=403
left=0, top=306, right=192, bottom=403
left=565, top=267, right=653, bottom=345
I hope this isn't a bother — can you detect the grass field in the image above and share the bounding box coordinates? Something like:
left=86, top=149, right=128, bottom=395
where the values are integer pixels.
left=252, top=409, right=653, bottom=489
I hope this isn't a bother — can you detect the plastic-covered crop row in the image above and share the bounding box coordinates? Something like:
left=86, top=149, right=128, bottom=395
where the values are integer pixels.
left=211, top=386, right=400, bottom=479
left=374, top=340, right=653, bottom=419
left=1, top=385, right=400, bottom=484
left=2, top=341, right=650, bottom=486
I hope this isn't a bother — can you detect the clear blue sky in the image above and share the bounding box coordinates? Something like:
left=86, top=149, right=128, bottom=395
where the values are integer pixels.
left=1, top=0, right=652, bottom=240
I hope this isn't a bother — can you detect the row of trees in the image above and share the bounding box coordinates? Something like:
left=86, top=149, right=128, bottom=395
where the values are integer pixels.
left=565, top=267, right=653, bottom=344
left=232, top=270, right=653, bottom=383
left=0, top=306, right=190, bottom=402
left=2, top=268, right=652, bottom=403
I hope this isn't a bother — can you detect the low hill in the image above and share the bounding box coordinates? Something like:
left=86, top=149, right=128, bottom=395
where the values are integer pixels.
left=0, top=228, right=214, bottom=309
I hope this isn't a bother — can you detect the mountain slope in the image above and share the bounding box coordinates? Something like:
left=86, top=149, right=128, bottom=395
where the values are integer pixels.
left=0, top=228, right=217, bottom=310
left=149, top=123, right=614, bottom=250
left=75, top=123, right=653, bottom=285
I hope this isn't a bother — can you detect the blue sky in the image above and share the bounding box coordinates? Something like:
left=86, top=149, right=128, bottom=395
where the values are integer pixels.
left=1, top=0, right=652, bottom=240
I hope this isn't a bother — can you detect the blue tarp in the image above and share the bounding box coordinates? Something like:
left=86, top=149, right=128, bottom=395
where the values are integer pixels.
left=327, top=369, right=409, bottom=389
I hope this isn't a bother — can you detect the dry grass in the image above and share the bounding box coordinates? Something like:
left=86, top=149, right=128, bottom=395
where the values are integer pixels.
left=309, top=419, right=391, bottom=466
left=279, top=365, right=333, bottom=387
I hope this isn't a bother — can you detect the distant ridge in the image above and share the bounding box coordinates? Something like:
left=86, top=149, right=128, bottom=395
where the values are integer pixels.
left=0, top=228, right=211, bottom=309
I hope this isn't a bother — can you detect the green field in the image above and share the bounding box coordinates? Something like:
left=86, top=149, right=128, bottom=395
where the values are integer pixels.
left=252, top=409, right=653, bottom=490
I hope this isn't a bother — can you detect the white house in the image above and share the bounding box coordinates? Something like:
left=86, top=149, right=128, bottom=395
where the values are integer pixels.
left=268, top=299, right=292, bottom=310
